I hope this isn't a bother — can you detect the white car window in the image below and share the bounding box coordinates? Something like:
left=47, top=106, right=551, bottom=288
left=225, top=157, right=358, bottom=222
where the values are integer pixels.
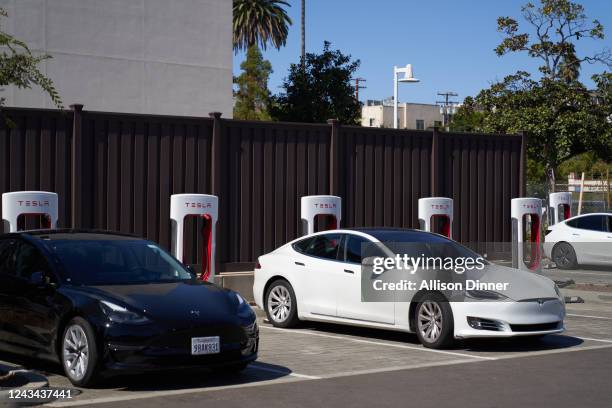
left=342, top=235, right=371, bottom=264
left=302, top=234, right=343, bottom=261
left=567, top=215, right=607, bottom=232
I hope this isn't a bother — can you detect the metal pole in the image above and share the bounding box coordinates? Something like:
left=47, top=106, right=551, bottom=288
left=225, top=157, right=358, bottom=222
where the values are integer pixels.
left=393, top=66, right=398, bottom=129
left=607, top=168, right=610, bottom=211
left=578, top=172, right=585, bottom=215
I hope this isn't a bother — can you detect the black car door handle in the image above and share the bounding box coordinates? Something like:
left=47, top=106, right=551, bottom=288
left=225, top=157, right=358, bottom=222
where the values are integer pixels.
left=295, top=262, right=305, bottom=266
left=344, top=269, right=355, bottom=274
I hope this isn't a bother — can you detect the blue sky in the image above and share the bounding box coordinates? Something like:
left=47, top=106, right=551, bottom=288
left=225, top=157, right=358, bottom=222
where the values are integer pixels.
left=232, top=0, right=612, bottom=105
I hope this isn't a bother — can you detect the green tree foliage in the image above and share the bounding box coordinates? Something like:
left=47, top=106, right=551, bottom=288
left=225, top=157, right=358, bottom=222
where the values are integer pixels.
left=452, top=0, right=611, bottom=187
left=232, top=0, right=291, bottom=120
left=233, top=0, right=292, bottom=52
left=270, top=42, right=361, bottom=124
left=495, top=0, right=610, bottom=82
left=234, top=46, right=273, bottom=120
left=0, top=8, right=62, bottom=110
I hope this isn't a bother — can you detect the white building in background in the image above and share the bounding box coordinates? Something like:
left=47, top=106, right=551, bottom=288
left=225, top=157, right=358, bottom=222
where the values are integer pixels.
left=361, top=99, right=443, bottom=130
left=0, top=0, right=232, bottom=117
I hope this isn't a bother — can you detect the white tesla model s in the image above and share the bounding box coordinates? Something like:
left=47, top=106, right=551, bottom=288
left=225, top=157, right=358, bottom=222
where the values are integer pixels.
left=253, top=228, right=565, bottom=349
left=544, top=213, right=612, bottom=269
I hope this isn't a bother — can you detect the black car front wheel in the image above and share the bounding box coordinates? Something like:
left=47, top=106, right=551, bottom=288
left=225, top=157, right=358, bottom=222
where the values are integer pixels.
left=61, top=317, right=99, bottom=387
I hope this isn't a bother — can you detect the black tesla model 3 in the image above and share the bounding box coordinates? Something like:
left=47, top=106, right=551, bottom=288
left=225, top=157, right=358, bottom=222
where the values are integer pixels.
left=0, top=230, right=258, bottom=386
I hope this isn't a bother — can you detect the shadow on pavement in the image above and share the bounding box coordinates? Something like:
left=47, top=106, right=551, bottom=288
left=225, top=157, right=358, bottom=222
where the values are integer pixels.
left=0, top=350, right=292, bottom=392
left=273, top=321, right=584, bottom=354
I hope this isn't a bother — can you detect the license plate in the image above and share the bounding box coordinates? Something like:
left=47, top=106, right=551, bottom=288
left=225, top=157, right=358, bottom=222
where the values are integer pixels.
left=191, top=336, right=220, bottom=355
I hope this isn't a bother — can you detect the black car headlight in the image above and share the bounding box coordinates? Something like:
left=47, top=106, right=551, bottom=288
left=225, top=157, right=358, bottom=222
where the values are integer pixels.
left=100, top=300, right=150, bottom=324
left=235, top=292, right=255, bottom=318
left=465, top=290, right=509, bottom=301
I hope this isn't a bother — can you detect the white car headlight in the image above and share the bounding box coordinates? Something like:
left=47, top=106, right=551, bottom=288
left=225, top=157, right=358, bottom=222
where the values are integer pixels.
left=465, top=289, right=509, bottom=301
left=100, top=300, right=150, bottom=324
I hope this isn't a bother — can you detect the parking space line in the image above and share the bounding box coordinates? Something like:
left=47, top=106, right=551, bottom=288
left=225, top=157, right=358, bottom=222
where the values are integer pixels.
left=492, top=343, right=612, bottom=360
left=567, top=313, right=612, bottom=320
left=574, top=336, right=612, bottom=344
left=259, top=325, right=495, bottom=360
left=46, top=376, right=304, bottom=407
left=250, top=363, right=321, bottom=379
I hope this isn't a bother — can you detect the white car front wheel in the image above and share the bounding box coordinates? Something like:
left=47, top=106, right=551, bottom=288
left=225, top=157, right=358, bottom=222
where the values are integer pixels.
left=414, top=293, right=454, bottom=349
left=265, top=280, right=299, bottom=328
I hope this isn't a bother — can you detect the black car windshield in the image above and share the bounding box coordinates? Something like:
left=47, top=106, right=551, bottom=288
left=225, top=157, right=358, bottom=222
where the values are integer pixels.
left=49, top=240, right=194, bottom=285
left=365, top=230, right=488, bottom=263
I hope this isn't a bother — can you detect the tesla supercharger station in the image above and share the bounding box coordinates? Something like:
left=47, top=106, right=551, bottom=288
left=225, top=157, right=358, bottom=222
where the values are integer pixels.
left=511, top=198, right=542, bottom=272
left=170, top=194, right=218, bottom=282
left=548, top=192, right=572, bottom=225
left=1, top=191, right=58, bottom=233
left=300, top=195, right=342, bottom=235
left=418, top=197, right=453, bottom=238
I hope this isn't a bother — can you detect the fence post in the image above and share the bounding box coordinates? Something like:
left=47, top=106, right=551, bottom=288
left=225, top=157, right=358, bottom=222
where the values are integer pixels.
left=518, top=130, right=527, bottom=197
left=209, top=112, right=223, bottom=196
left=431, top=126, right=440, bottom=196
left=209, top=112, right=223, bottom=274
left=328, top=119, right=343, bottom=198
left=70, top=104, right=84, bottom=228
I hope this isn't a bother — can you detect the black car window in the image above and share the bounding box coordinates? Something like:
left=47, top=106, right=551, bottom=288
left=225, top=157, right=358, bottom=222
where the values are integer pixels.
left=342, top=235, right=371, bottom=264
left=14, top=241, right=51, bottom=280
left=303, top=234, right=343, bottom=261
left=567, top=215, right=607, bottom=232
left=292, top=237, right=314, bottom=254
left=0, top=239, right=17, bottom=276
left=50, top=240, right=193, bottom=285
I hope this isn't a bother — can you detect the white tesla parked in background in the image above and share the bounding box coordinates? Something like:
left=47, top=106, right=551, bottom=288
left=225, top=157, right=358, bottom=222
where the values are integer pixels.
left=544, top=213, right=612, bottom=269
left=253, top=228, right=565, bottom=349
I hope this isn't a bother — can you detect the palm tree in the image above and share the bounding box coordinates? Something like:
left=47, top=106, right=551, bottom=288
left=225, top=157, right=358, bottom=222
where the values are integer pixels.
left=233, top=0, right=292, bottom=51
left=301, top=0, right=305, bottom=69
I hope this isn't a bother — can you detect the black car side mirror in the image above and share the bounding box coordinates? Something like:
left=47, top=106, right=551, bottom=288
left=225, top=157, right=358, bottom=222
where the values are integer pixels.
left=186, top=265, right=197, bottom=277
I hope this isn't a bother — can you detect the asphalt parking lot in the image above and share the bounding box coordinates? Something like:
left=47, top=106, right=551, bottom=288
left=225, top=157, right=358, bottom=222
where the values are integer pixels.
left=1, top=289, right=611, bottom=408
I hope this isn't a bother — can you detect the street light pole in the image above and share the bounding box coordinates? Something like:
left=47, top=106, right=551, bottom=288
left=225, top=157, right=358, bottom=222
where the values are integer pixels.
left=393, top=65, right=419, bottom=129
left=393, top=66, right=399, bottom=129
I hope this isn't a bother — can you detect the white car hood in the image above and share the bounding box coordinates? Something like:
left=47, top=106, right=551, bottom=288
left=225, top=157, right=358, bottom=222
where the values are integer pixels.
left=463, top=263, right=558, bottom=301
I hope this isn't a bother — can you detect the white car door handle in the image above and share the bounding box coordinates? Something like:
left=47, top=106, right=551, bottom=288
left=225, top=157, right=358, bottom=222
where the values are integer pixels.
left=295, top=261, right=305, bottom=267
left=343, top=269, right=355, bottom=274
left=572, top=233, right=580, bottom=236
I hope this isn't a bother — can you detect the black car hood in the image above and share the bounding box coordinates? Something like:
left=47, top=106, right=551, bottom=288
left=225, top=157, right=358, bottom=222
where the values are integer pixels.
left=71, top=281, right=241, bottom=326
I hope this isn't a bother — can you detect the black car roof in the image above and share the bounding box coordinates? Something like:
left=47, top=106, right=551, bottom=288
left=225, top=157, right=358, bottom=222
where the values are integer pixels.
left=0, top=229, right=140, bottom=241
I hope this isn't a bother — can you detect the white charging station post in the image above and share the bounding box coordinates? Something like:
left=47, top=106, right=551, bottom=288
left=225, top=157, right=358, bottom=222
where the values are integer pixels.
left=548, top=192, right=572, bottom=225
left=300, top=195, right=342, bottom=236
left=170, top=194, right=218, bottom=282
left=418, top=197, right=453, bottom=238
left=511, top=198, right=542, bottom=272
left=1, top=191, right=59, bottom=233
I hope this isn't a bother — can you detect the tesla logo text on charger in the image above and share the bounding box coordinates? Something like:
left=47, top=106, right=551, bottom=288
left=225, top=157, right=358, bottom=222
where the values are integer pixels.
left=184, top=202, right=213, bottom=208
left=521, top=204, right=540, bottom=209
left=15, top=200, right=50, bottom=207
left=314, top=203, right=337, bottom=209
left=431, top=204, right=450, bottom=210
